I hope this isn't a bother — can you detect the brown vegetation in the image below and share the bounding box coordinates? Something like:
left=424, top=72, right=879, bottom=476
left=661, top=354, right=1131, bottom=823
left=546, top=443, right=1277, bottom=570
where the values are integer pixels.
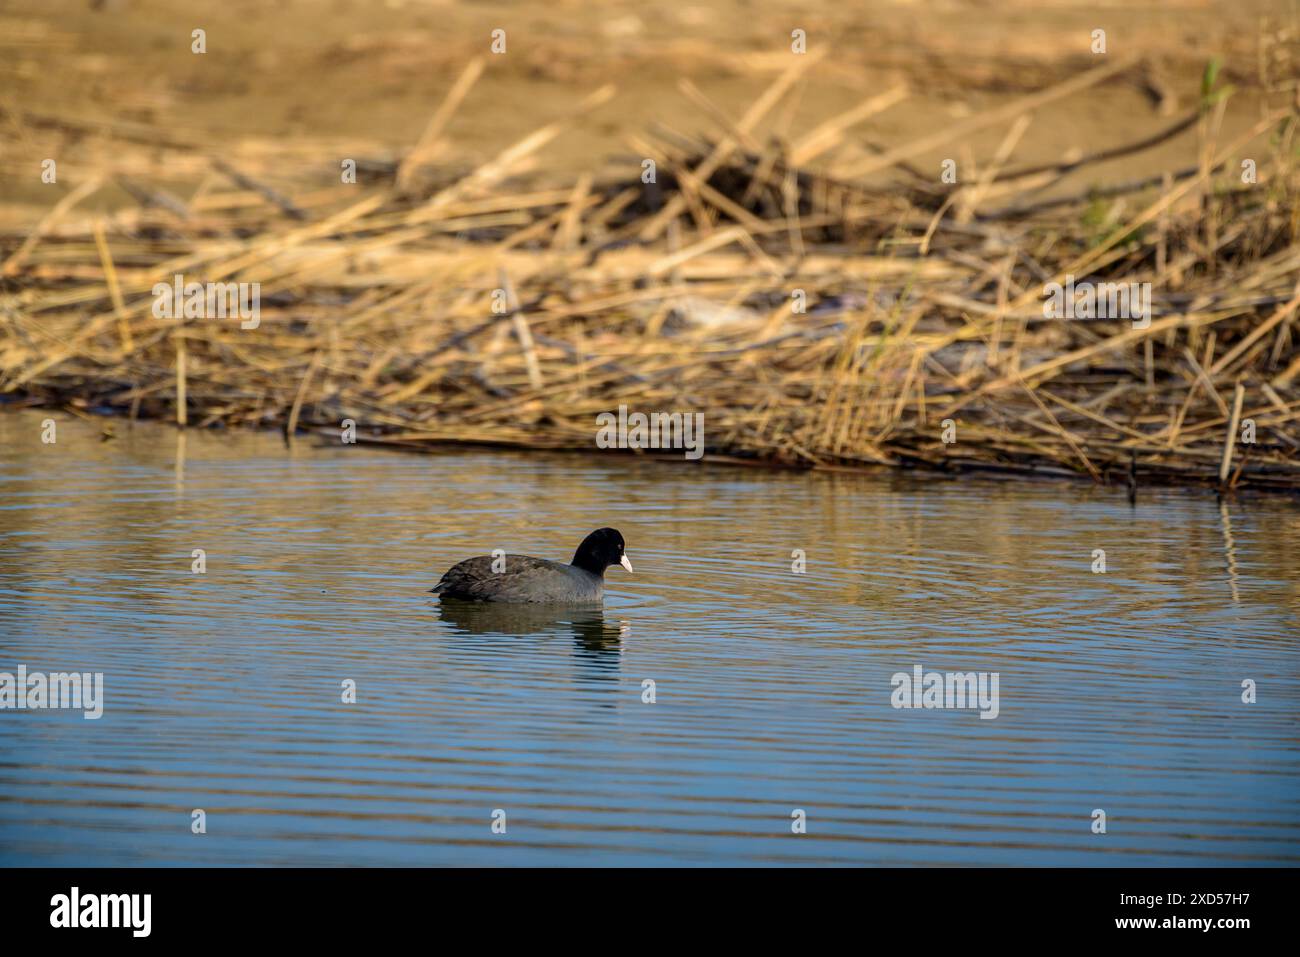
left=1, top=14, right=1297, bottom=492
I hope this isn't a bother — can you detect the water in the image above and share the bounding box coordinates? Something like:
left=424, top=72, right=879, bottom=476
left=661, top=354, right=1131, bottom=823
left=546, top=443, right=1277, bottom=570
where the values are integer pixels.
left=0, top=410, right=1296, bottom=866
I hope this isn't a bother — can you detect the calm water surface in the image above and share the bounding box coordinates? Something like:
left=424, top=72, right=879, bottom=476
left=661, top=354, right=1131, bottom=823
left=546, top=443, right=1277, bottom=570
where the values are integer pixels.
left=0, top=410, right=1297, bottom=865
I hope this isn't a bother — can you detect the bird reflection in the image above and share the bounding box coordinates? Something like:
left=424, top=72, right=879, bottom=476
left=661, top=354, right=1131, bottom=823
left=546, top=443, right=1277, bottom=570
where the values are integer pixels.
left=435, top=600, right=625, bottom=681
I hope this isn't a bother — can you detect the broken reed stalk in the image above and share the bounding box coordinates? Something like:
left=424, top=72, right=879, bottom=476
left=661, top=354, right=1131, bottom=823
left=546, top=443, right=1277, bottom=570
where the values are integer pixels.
left=285, top=349, right=322, bottom=444
left=1220, top=382, right=1246, bottom=485
left=174, top=328, right=186, bottom=428
left=499, top=269, right=543, bottom=391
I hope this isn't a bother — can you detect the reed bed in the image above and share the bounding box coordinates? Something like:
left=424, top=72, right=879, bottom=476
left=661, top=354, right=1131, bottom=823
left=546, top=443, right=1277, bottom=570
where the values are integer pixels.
left=2, top=57, right=1298, bottom=491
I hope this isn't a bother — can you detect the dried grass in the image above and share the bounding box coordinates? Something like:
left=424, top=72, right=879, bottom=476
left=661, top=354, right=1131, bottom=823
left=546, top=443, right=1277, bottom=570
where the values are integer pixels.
left=2, top=55, right=1298, bottom=492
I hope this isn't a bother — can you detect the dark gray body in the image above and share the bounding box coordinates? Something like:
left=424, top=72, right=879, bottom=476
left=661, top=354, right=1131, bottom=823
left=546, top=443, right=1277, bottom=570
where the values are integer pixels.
left=431, top=554, right=605, bottom=603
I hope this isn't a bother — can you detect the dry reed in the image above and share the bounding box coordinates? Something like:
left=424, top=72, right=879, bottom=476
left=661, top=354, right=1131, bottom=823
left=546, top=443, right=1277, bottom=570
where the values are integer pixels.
left=1, top=57, right=1297, bottom=493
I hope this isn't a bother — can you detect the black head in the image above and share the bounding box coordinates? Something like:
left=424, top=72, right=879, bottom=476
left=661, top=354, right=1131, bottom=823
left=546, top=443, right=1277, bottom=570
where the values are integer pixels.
left=571, top=527, right=632, bottom=577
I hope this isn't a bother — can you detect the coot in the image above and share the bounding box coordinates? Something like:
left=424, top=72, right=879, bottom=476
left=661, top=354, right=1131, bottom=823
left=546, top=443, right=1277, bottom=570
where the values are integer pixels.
left=430, top=527, right=632, bottom=603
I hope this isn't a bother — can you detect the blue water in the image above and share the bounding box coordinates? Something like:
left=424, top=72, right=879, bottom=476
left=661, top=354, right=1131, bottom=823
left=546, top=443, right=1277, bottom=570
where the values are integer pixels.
left=0, top=411, right=1297, bottom=864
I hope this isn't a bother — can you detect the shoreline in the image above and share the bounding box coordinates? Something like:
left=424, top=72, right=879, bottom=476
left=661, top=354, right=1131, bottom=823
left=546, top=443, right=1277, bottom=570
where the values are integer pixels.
left=7, top=402, right=1298, bottom=499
